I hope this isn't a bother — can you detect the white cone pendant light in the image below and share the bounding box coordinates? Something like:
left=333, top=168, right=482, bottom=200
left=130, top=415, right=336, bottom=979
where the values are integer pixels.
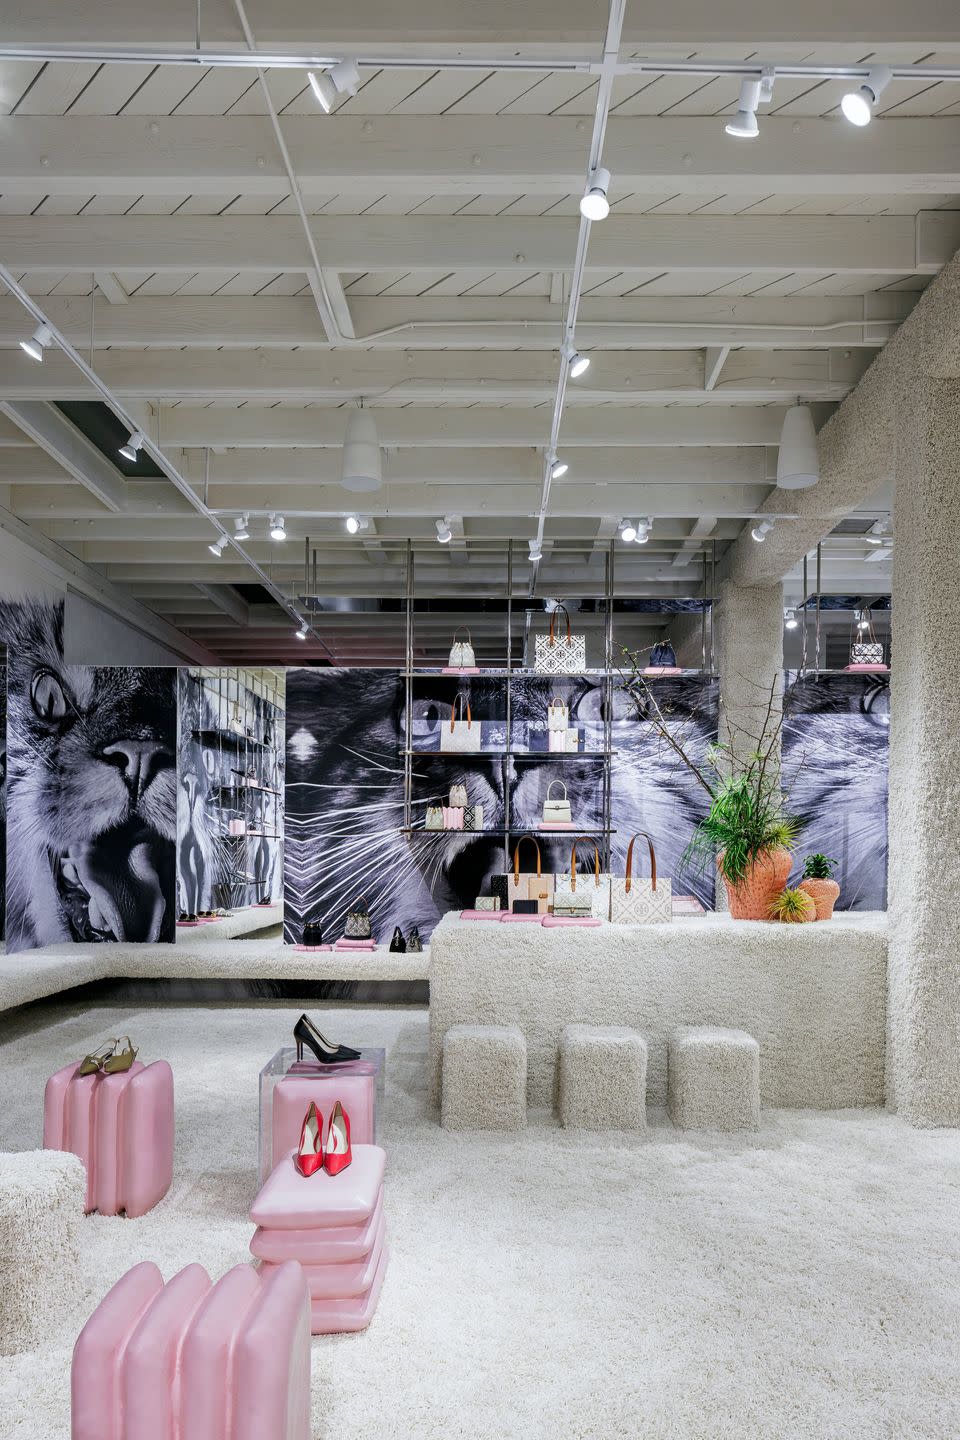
left=341, top=408, right=382, bottom=493
left=776, top=405, right=820, bottom=490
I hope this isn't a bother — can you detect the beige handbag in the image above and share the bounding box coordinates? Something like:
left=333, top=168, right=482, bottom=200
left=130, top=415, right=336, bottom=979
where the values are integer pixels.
left=547, top=696, right=569, bottom=732
left=553, top=837, right=611, bottom=918
left=609, top=832, right=673, bottom=923
left=448, top=626, right=476, bottom=669
left=440, top=692, right=480, bottom=753
left=506, top=834, right=554, bottom=914
left=424, top=805, right=444, bottom=830
left=449, top=783, right=468, bottom=807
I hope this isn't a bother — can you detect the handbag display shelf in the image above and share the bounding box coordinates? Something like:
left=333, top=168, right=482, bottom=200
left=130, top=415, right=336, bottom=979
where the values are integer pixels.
left=845, top=609, right=889, bottom=673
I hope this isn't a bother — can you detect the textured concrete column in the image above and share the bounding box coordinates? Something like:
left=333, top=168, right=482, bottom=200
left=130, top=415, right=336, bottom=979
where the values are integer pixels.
left=888, top=378, right=960, bottom=1125
left=714, top=579, right=784, bottom=764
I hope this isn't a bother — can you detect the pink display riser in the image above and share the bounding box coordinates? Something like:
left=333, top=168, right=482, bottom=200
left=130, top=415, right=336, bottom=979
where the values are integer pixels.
left=262, top=1249, right=388, bottom=1336
left=44, top=1059, right=174, bottom=1217
left=272, top=1073, right=377, bottom=1170
left=71, top=1260, right=311, bottom=1440
left=251, top=1187, right=384, bottom=1264
left=256, top=1208, right=386, bottom=1301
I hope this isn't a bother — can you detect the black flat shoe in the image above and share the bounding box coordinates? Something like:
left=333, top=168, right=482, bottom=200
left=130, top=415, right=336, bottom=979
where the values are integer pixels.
left=294, top=1013, right=361, bottom=1065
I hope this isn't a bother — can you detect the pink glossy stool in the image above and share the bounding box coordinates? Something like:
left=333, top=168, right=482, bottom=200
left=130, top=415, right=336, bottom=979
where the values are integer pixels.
left=250, top=1146, right=387, bottom=1334
left=44, top=1060, right=174, bottom=1217
left=71, top=1259, right=311, bottom=1440
left=271, top=1063, right=377, bottom=1173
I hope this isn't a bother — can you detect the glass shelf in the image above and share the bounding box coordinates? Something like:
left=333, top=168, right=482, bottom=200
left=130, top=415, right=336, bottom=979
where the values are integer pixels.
left=405, top=750, right=615, bottom=760
left=404, top=668, right=606, bottom=680
left=402, top=827, right=508, bottom=837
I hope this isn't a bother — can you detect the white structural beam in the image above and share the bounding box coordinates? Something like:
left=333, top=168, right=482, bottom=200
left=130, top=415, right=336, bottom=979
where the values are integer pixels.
left=3, top=117, right=960, bottom=197
left=153, top=403, right=825, bottom=449
left=0, top=295, right=914, bottom=352
left=195, top=582, right=251, bottom=627
left=0, top=400, right=128, bottom=512
left=703, top=345, right=730, bottom=392
left=0, top=348, right=873, bottom=402
left=2, top=214, right=957, bottom=275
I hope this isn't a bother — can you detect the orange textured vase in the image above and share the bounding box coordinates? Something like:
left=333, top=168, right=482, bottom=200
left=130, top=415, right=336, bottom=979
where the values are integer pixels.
left=722, top=848, right=793, bottom=920
left=798, top=877, right=841, bottom=920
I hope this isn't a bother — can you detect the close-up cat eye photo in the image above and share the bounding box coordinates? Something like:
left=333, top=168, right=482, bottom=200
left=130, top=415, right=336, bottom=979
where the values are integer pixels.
left=29, top=668, right=69, bottom=725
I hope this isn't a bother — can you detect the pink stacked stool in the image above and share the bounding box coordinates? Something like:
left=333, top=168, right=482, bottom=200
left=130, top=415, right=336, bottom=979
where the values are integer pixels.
left=250, top=1145, right=387, bottom=1334
left=71, top=1259, right=311, bottom=1440
left=266, top=1058, right=378, bottom=1179
left=44, top=1060, right=174, bottom=1217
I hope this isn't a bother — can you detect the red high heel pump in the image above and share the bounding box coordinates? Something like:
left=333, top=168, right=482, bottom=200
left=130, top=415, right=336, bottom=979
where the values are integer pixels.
left=294, top=1101, right=324, bottom=1177
left=324, top=1100, right=352, bottom=1176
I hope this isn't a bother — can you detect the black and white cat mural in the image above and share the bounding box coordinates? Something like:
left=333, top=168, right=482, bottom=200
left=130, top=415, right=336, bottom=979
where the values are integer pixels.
left=3, top=598, right=177, bottom=953
left=283, top=667, right=718, bottom=944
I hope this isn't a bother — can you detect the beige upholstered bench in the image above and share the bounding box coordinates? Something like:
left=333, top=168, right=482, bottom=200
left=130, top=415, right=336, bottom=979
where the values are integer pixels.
left=441, top=1024, right=527, bottom=1131
left=559, top=1024, right=648, bottom=1130
left=668, top=1026, right=761, bottom=1131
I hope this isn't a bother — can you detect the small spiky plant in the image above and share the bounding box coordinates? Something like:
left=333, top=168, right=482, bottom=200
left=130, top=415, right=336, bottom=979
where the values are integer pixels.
left=801, top=853, right=837, bottom=880
left=768, top=886, right=816, bottom=923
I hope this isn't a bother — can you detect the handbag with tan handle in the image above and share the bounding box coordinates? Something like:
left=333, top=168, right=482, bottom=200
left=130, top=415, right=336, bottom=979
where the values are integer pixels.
left=440, top=691, right=480, bottom=752
left=553, top=837, right=611, bottom=918
left=534, top=603, right=587, bottom=674
left=505, top=833, right=554, bottom=913
left=609, top=832, right=673, bottom=923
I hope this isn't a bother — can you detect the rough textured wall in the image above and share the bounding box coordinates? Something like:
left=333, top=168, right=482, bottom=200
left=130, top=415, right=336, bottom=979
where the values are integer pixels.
left=715, top=579, right=784, bottom=764
left=887, top=378, right=960, bottom=1125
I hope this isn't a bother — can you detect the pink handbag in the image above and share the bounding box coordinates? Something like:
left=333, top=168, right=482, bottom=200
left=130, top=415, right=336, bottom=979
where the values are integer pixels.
left=442, top=806, right=465, bottom=830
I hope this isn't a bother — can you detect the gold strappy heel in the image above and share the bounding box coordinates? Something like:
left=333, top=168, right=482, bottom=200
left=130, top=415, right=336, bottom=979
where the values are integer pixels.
left=77, top=1039, right=118, bottom=1077
left=103, top=1036, right=138, bottom=1074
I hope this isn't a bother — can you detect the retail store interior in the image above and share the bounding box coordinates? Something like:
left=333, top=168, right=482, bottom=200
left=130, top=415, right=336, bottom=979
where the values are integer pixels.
left=1, top=2, right=959, bottom=1436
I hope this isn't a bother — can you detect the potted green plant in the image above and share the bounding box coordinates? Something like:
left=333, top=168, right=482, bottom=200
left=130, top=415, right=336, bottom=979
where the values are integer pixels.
left=798, top=853, right=840, bottom=919
left=621, top=660, right=803, bottom=918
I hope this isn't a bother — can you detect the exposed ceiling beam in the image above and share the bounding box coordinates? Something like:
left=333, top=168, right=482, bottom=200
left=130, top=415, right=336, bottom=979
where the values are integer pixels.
left=703, top=345, right=730, bottom=392
left=2, top=213, right=956, bottom=275
left=0, top=400, right=128, bottom=512
left=0, top=294, right=913, bottom=351
left=195, top=581, right=251, bottom=627
left=151, top=403, right=824, bottom=449
left=4, top=116, right=960, bottom=196
left=0, top=348, right=873, bottom=402
left=93, top=271, right=128, bottom=305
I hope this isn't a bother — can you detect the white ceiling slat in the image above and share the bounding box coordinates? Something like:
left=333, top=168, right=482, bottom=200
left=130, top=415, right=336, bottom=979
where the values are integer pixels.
left=0, top=61, right=45, bottom=115
left=445, top=71, right=541, bottom=115
left=389, top=70, right=490, bottom=114
left=66, top=63, right=155, bottom=115
left=13, top=62, right=100, bottom=115
left=172, top=69, right=260, bottom=116
left=119, top=65, right=208, bottom=115
left=500, top=75, right=597, bottom=115
left=227, top=68, right=305, bottom=116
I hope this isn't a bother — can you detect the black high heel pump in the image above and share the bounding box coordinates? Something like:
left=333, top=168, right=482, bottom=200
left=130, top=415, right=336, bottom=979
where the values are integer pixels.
left=294, top=1013, right=361, bottom=1065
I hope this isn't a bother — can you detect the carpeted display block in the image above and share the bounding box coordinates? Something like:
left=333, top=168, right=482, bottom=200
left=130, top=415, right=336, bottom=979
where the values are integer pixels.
left=44, top=1058, right=174, bottom=1216
left=250, top=1146, right=387, bottom=1335
left=429, top=913, right=887, bottom=1109
left=0, top=1149, right=87, bottom=1356
left=71, top=1258, right=311, bottom=1440
left=668, top=1026, right=761, bottom=1132
left=441, top=1024, right=527, bottom=1131
left=559, top=1025, right=648, bottom=1130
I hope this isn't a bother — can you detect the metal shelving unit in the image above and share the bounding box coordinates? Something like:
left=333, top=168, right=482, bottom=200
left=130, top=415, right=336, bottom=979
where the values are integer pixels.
left=400, top=539, right=618, bottom=868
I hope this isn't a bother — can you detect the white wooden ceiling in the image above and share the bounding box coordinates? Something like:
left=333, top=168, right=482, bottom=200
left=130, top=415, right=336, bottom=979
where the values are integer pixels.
left=0, top=7, right=957, bottom=663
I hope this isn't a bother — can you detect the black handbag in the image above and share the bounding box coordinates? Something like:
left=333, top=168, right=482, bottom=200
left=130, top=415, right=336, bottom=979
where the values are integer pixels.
left=512, top=899, right=539, bottom=914
left=650, top=640, right=677, bottom=667
left=491, top=874, right=509, bottom=909
left=389, top=926, right=406, bottom=953
left=303, top=916, right=323, bottom=947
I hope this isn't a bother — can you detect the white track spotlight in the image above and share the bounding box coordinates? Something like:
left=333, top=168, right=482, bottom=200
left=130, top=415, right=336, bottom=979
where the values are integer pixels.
left=270, top=515, right=287, bottom=541
left=345, top=514, right=360, bottom=535
left=549, top=454, right=569, bottom=480
left=528, top=537, right=543, bottom=563
left=208, top=534, right=228, bottom=557
left=634, top=518, right=651, bottom=544
left=119, top=430, right=145, bottom=462
left=341, top=408, right=382, bottom=493
left=841, top=66, right=892, bottom=127
left=307, top=59, right=360, bottom=113
left=776, top=405, right=820, bottom=490
left=565, top=346, right=591, bottom=379
left=751, top=519, right=775, bottom=543
left=436, top=517, right=453, bottom=545
left=725, top=77, right=762, bottom=138
left=295, top=620, right=309, bottom=640
left=784, top=607, right=799, bottom=630
left=865, top=518, right=889, bottom=544
left=19, top=322, right=53, bottom=362
left=580, top=167, right=611, bottom=221
left=856, top=609, right=871, bottom=631
left=619, top=520, right=638, bottom=544
left=233, top=515, right=250, bottom=541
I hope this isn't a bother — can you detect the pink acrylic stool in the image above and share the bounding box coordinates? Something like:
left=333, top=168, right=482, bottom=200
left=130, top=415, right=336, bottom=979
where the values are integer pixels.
left=44, top=1059, right=174, bottom=1217
left=71, top=1259, right=311, bottom=1440
left=250, top=1146, right=387, bottom=1335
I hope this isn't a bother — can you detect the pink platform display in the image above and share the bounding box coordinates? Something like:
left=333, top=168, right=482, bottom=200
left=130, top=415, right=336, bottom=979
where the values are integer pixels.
left=44, top=1059, right=174, bottom=1217
left=250, top=1147, right=387, bottom=1335
left=269, top=1065, right=378, bottom=1177
left=71, top=1259, right=311, bottom=1440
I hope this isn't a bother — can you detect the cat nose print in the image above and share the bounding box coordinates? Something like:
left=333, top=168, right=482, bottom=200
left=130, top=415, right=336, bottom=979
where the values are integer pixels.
left=101, top=740, right=172, bottom=800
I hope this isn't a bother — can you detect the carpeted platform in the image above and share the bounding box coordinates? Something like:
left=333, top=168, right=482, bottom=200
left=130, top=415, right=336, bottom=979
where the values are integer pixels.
left=2, top=998, right=959, bottom=1439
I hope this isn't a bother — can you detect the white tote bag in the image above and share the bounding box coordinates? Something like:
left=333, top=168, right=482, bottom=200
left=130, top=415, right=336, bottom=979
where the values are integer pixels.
left=541, top=779, right=572, bottom=825
left=440, top=692, right=480, bottom=753
left=609, top=832, right=673, bottom=923
left=553, top=837, right=611, bottom=918
left=534, top=603, right=587, bottom=674
left=448, top=626, right=476, bottom=669
left=547, top=696, right=569, bottom=732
